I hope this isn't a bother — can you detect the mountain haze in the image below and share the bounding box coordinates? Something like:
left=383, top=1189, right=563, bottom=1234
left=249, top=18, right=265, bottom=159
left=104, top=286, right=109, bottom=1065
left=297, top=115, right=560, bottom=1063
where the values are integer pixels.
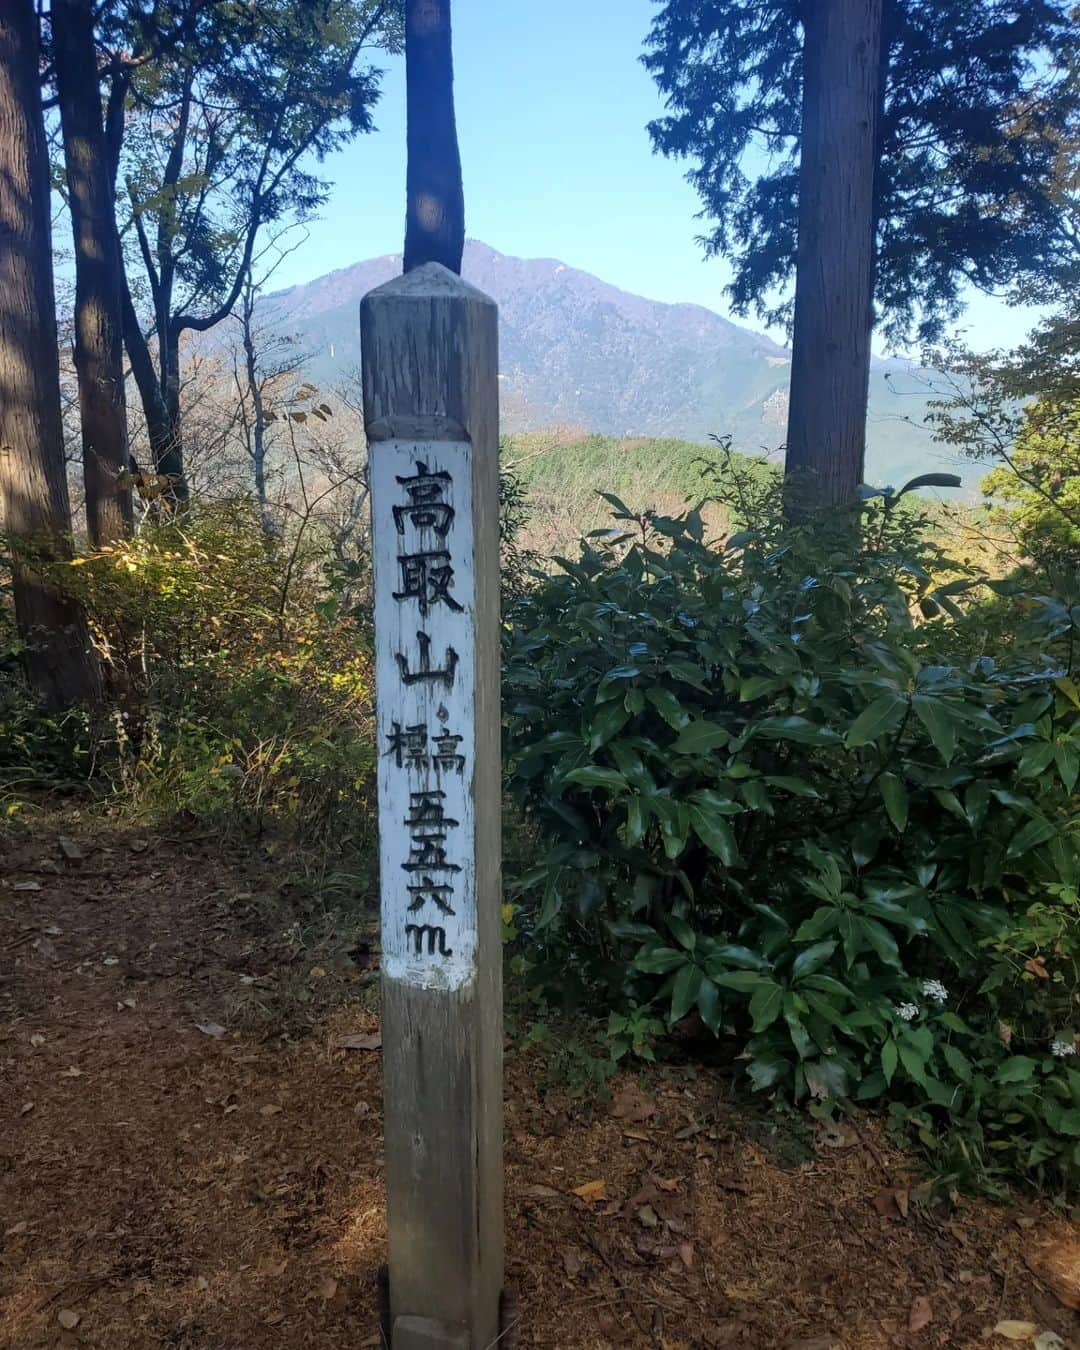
left=265, top=240, right=960, bottom=488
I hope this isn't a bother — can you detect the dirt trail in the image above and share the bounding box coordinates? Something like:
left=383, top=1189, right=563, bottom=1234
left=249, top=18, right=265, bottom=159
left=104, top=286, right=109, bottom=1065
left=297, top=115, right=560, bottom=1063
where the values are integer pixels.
left=1, top=816, right=1077, bottom=1349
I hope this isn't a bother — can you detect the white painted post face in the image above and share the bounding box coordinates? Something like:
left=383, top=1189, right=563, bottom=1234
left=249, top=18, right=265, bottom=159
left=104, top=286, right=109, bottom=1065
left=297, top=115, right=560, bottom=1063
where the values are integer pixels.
left=373, top=440, right=477, bottom=992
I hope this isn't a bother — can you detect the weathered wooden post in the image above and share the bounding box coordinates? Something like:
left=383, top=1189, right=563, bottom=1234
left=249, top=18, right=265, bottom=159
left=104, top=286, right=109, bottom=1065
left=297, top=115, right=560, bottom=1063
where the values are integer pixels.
left=361, top=217, right=503, bottom=1350
left=362, top=6, right=503, bottom=1340
left=362, top=262, right=503, bottom=1350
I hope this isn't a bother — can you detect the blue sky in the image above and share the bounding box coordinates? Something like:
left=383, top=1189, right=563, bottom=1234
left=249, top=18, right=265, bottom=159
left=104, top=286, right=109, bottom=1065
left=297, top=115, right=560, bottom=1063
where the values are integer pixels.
left=271, top=0, right=1047, bottom=355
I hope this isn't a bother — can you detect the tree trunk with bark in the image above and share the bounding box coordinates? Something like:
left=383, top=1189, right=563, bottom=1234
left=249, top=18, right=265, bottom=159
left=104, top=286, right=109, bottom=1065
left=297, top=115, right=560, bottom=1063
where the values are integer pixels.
left=0, top=0, right=101, bottom=707
left=784, top=0, right=884, bottom=514
left=158, top=323, right=187, bottom=498
left=121, top=67, right=192, bottom=504
left=239, top=295, right=271, bottom=529
left=403, top=0, right=465, bottom=273
left=53, top=0, right=133, bottom=545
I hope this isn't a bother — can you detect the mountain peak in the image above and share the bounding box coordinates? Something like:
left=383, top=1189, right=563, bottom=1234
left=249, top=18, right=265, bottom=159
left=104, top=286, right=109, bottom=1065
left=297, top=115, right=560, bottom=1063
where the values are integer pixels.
left=264, top=242, right=947, bottom=485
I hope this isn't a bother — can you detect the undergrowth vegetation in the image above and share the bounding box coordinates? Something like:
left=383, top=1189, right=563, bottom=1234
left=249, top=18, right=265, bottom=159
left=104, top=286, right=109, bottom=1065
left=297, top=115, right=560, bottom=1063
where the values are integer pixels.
left=504, top=456, right=1080, bottom=1195
left=0, top=500, right=375, bottom=849
left=2, top=450, right=1078, bottom=1199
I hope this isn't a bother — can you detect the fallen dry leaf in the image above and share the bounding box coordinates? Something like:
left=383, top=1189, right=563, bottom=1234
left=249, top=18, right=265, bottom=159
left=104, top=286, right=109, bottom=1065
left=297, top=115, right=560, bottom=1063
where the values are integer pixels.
left=13, top=880, right=41, bottom=892
left=636, top=1203, right=659, bottom=1228
left=260, top=1104, right=283, bottom=1117
left=609, top=1081, right=656, bottom=1123
left=562, top=1247, right=584, bottom=1278
left=908, top=1295, right=932, bottom=1332
left=57, top=1310, right=80, bottom=1330
left=196, top=1022, right=226, bottom=1038
left=816, top=1118, right=855, bottom=1149
left=320, top=1277, right=338, bottom=1300
left=993, top=1322, right=1039, bottom=1342
left=872, top=1186, right=910, bottom=1220
left=522, top=1183, right=561, bottom=1200
left=572, top=1178, right=606, bottom=1202
left=333, top=1032, right=382, bottom=1051
left=1024, top=957, right=1050, bottom=980
left=1025, top=1234, right=1080, bottom=1310
left=29, top=1033, right=45, bottom=1047
left=4, top=1222, right=27, bottom=1237
left=1034, top=1334, right=1065, bottom=1350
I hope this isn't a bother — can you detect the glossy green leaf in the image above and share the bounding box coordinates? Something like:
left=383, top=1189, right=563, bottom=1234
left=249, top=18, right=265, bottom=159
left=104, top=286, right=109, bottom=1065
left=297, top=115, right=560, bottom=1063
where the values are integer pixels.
left=749, top=981, right=784, bottom=1031
left=624, top=794, right=647, bottom=846
left=878, top=773, right=909, bottom=833
left=846, top=693, right=908, bottom=748
left=665, top=912, right=697, bottom=952
left=858, top=917, right=902, bottom=969
left=756, top=715, right=843, bottom=746
left=793, top=908, right=838, bottom=942
left=1006, top=815, right=1058, bottom=858
left=696, top=976, right=722, bottom=1033
left=673, top=720, right=730, bottom=755
left=645, top=687, right=691, bottom=731
left=688, top=805, right=739, bottom=865
left=588, top=702, right=630, bottom=750
left=563, top=766, right=628, bottom=792
left=792, top=940, right=838, bottom=981
left=671, top=962, right=703, bottom=1023
left=912, top=694, right=959, bottom=764
left=710, top=969, right=767, bottom=993
left=709, top=944, right=771, bottom=971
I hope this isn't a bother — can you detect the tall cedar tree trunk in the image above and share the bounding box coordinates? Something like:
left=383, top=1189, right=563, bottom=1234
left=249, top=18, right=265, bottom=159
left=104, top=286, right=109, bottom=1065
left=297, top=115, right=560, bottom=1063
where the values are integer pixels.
left=0, top=0, right=101, bottom=707
left=403, top=0, right=464, bottom=273
left=784, top=0, right=884, bottom=513
left=53, top=0, right=133, bottom=545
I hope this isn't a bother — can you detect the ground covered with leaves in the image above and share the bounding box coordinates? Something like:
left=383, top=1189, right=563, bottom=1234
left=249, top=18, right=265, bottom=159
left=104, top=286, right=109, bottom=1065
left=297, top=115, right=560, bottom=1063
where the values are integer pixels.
left=1, top=815, right=1078, bottom=1349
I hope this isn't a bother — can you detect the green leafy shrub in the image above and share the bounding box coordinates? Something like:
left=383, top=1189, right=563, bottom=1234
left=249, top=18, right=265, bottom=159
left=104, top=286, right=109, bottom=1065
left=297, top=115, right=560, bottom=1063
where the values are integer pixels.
left=504, top=465, right=1080, bottom=1191
left=1, top=501, right=375, bottom=845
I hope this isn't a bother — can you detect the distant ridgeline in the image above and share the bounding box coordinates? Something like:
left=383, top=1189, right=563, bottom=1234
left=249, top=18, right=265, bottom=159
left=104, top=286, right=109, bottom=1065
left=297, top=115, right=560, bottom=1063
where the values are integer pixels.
left=260, top=240, right=967, bottom=496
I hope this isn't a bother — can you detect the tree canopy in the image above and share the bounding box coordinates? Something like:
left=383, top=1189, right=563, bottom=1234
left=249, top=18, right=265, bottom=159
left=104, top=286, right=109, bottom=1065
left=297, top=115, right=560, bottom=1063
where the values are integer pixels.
left=65, top=0, right=400, bottom=491
left=643, top=0, right=1080, bottom=346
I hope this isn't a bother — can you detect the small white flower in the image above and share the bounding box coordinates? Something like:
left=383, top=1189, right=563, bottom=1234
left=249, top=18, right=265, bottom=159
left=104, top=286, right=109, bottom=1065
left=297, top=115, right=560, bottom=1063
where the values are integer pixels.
left=896, top=1002, right=920, bottom=1022
left=921, top=979, right=948, bottom=1004
left=1050, top=1039, right=1076, bottom=1058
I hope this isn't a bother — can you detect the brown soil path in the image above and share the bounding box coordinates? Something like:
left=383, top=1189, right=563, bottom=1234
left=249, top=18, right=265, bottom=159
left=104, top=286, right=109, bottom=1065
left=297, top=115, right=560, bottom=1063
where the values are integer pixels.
left=1, top=817, right=1077, bottom=1349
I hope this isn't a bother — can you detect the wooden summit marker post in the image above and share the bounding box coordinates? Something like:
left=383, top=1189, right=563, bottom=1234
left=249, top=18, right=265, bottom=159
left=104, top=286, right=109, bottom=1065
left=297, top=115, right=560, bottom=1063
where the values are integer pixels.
left=363, top=6, right=503, bottom=1342
left=361, top=269, right=503, bottom=1347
